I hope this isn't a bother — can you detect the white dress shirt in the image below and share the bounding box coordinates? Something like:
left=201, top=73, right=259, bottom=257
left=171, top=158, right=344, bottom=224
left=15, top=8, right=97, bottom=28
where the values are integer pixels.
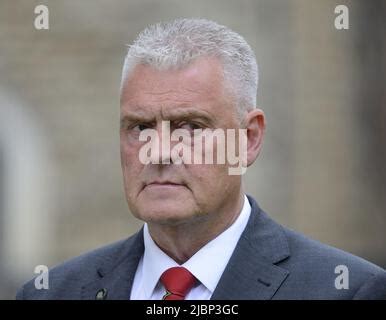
left=130, top=195, right=251, bottom=300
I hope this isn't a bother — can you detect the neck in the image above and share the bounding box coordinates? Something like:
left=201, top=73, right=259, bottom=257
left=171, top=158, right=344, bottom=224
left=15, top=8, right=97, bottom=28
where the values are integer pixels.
left=147, top=193, right=245, bottom=264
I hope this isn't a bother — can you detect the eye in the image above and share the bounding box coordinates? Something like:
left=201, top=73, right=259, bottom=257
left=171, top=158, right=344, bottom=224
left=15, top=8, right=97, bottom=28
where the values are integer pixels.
left=178, top=122, right=202, bottom=131
left=138, top=124, right=150, bottom=131
left=132, top=123, right=152, bottom=131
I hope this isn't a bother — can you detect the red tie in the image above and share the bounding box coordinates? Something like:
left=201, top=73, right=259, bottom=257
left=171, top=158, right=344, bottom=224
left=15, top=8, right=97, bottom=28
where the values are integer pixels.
left=160, top=267, right=197, bottom=300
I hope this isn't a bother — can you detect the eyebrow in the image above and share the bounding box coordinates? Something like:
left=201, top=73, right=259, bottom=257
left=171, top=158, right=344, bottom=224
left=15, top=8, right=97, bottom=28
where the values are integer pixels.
left=120, top=107, right=215, bottom=127
left=164, top=108, right=215, bottom=124
left=120, top=112, right=153, bottom=123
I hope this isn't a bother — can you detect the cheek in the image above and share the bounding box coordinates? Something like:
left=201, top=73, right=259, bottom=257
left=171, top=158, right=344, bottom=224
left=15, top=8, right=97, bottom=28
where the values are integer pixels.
left=120, top=140, right=143, bottom=189
left=120, top=134, right=129, bottom=162
left=185, top=165, right=237, bottom=211
left=187, top=164, right=228, bottom=192
left=120, top=135, right=141, bottom=165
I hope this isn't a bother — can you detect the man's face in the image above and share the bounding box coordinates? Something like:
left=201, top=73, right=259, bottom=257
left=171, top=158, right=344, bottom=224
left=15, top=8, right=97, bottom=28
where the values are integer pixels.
left=120, top=57, right=243, bottom=225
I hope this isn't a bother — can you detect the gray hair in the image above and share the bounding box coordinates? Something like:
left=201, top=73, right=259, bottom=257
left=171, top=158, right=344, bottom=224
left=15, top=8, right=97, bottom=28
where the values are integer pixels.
left=121, top=18, right=258, bottom=118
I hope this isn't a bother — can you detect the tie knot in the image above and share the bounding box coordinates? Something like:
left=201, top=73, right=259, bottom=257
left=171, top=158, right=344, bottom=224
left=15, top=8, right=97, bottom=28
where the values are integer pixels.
left=160, top=267, right=197, bottom=300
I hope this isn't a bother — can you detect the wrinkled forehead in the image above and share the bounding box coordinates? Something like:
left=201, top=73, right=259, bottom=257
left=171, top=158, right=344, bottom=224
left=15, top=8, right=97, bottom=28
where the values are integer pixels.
left=121, top=57, right=229, bottom=100
left=120, top=57, right=237, bottom=120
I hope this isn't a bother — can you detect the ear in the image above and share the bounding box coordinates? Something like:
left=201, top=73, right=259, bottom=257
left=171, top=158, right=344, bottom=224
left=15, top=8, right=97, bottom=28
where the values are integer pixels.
left=243, top=108, right=265, bottom=167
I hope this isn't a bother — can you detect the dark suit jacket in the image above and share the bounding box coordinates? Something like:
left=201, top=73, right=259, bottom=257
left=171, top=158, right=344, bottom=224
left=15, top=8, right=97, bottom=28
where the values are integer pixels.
left=16, top=196, right=386, bottom=299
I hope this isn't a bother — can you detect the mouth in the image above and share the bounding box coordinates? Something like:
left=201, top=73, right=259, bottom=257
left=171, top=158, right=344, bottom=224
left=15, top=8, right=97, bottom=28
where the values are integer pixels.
left=143, top=180, right=187, bottom=191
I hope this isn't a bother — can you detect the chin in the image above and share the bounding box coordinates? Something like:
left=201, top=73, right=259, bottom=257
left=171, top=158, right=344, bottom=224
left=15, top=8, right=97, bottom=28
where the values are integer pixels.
left=135, top=200, right=197, bottom=225
left=128, top=186, right=201, bottom=224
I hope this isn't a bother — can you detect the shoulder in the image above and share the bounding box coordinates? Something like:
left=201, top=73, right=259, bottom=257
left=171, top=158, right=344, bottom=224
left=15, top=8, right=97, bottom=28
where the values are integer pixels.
left=16, top=232, right=141, bottom=300
left=283, top=227, right=385, bottom=275
left=277, top=226, right=386, bottom=299
left=243, top=195, right=386, bottom=299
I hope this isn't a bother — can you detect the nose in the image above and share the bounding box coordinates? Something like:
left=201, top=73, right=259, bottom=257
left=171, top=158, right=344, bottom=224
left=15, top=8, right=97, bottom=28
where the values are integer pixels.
left=151, top=121, right=172, bottom=164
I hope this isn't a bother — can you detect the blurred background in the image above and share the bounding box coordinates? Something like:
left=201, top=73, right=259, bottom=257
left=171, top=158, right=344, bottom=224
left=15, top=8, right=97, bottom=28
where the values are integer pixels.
left=0, top=0, right=385, bottom=299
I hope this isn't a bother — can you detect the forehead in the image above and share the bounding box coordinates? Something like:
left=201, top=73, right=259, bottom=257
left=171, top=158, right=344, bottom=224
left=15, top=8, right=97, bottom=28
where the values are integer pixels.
left=120, top=57, right=235, bottom=118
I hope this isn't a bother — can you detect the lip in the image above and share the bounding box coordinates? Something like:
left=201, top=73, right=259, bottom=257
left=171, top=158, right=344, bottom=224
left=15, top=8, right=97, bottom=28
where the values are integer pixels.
left=144, top=181, right=186, bottom=190
left=147, top=181, right=183, bottom=186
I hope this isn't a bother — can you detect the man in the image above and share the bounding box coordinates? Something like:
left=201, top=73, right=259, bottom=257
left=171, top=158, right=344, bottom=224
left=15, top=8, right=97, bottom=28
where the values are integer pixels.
left=17, top=18, right=386, bottom=300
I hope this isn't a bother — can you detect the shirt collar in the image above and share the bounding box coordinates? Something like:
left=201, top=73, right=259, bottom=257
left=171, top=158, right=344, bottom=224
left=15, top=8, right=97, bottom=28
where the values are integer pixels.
left=141, top=194, right=251, bottom=298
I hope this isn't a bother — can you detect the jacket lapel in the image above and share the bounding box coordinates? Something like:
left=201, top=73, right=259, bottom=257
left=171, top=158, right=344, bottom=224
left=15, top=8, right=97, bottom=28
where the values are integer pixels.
left=211, top=196, right=290, bottom=300
left=81, top=228, right=144, bottom=300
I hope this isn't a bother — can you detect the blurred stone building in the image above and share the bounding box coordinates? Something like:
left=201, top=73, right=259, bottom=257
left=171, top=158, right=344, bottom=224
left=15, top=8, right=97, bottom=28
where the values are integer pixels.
left=0, top=0, right=385, bottom=299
